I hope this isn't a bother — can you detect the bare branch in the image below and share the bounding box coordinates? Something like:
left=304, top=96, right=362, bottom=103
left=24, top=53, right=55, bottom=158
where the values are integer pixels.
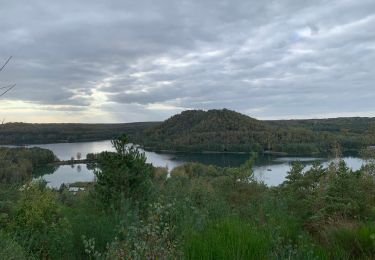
left=0, top=84, right=14, bottom=90
left=0, top=56, right=15, bottom=98
left=0, top=56, right=12, bottom=73
left=0, top=84, right=16, bottom=97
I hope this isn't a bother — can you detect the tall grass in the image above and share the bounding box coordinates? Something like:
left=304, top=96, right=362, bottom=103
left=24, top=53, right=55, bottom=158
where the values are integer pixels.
left=184, top=217, right=270, bottom=260
left=327, top=223, right=375, bottom=259
left=61, top=192, right=123, bottom=258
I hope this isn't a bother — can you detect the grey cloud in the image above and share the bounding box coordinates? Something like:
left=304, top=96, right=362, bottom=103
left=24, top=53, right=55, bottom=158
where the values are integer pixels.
left=1, top=0, right=375, bottom=122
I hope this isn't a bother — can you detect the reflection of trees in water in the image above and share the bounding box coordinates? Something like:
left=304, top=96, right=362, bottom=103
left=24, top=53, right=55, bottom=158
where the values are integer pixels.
left=33, top=164, right=86, bottom=179
left=32, top=165, right=59, bottom=177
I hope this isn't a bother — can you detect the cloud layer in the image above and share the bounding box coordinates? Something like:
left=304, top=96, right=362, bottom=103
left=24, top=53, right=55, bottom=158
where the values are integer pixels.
left=1, top=0, right=374, bottom=122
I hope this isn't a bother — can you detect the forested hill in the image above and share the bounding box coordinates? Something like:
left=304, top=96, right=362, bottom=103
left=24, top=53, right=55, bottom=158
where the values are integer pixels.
left=0, top=122, right=159, bottom=145
left=1, top=110, right=375, bottom=155
left=139, top=109, right=272, bottom=152
left=138, top=109, right=375, bottom=155
left=145, top=109, right=269, bottom=136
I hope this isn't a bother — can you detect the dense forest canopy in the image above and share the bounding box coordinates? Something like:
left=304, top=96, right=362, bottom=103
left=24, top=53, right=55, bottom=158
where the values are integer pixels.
left=268, top=117, right=375, bottom=134
left=138, top=109, right=375, bottom=155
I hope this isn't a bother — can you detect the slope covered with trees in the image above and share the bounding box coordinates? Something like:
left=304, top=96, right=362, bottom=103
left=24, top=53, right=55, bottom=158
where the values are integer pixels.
left=268, top=117, right=375, bottom=154
left=140, top=109, right=273, bottom=152
left=138, top=109, right=348, bottom=155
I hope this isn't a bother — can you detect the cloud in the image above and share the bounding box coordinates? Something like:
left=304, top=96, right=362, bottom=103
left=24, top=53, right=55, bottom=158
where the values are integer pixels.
left=0, top=0, right=374, bottom=122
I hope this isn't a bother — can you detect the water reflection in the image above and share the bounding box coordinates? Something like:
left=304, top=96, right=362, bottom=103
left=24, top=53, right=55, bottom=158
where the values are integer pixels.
left=34, top=164, right=95, bottom=189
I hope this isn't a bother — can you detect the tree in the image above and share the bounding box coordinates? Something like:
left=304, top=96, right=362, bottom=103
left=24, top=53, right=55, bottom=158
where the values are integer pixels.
left=284, top=161, right=304, bottom=185
left=225, top=153, right=256, bottom=187
left=93, top=134, right=154, bottom=208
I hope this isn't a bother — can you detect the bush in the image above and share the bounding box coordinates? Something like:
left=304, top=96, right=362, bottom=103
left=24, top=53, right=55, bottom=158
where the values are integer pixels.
left=0, top=231, right=28, bottom=260
left=105, top=202, right=181, bottom=259
left=10, top=181, right=73, bottom=259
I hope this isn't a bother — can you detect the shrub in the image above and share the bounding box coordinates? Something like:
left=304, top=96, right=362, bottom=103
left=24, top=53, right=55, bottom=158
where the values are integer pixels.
left=10, top=180, right=73, bottom=259
left=0, top=230, right=28, bottom=260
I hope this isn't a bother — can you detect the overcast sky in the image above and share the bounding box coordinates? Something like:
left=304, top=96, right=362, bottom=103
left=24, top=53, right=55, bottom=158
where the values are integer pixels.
left=0, top=0, right=374, bottom=123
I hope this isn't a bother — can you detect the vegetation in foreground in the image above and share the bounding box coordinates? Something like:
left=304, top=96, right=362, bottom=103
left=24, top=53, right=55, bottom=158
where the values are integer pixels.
left=1, top=135, right=375, bottom=259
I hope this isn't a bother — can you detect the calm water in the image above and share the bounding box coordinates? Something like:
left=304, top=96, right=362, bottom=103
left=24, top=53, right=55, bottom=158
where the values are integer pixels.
left=29, top=140, right=365, bottom=188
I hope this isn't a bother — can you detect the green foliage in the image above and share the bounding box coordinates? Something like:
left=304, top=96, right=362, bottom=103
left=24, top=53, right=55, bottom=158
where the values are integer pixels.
left=142, top=109, right=272, bottom=153
left=3, top=134, right=375, bottom=259
left=10, top=180, right=73, bottom=259
left=0, top=147, right=56, bottom=184
left=140, top=109, right=373, bottom=155
left=280, top=159, right=375, bottom=234
left=224, top=153, right=256, bottom=186
left=327, top=223, right=375, bottom=258
left=92, top=134, right=154, bottom=208
left=0, top=184, right=20, bottom=229
left=105, top=202, right=181, bottom=259
left=0, top=230, right=28, bottom=260
left=184, top=217, right=270, bottom=259
left=62, top=191, right=120, bottom=258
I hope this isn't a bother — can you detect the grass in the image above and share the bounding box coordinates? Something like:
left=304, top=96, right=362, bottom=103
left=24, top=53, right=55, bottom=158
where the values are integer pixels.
left=184, top=217, right=270, bottom=260
left=327, top=223, right=375, bottom=259
left=61, top=193, right=121, bottom=258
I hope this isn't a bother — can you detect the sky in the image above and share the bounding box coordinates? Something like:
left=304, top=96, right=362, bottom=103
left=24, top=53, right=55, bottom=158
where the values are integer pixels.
left=0, top=0, right=374, bottom=123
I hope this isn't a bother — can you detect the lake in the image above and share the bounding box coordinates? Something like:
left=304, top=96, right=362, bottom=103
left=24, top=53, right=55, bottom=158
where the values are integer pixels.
left=30, top=140, right=366, bottom=188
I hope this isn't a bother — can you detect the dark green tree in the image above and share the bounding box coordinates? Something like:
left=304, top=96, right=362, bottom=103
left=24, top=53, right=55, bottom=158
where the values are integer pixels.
left=93, top=134, right=154, bottom=208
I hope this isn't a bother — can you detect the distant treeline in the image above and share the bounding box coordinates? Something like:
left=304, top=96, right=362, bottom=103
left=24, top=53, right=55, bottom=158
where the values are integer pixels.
left=1, top=110, right=375, bottom=156
left=0, top=122, right=159, bottom=145
left=267, top=117, right=375, bottom=155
